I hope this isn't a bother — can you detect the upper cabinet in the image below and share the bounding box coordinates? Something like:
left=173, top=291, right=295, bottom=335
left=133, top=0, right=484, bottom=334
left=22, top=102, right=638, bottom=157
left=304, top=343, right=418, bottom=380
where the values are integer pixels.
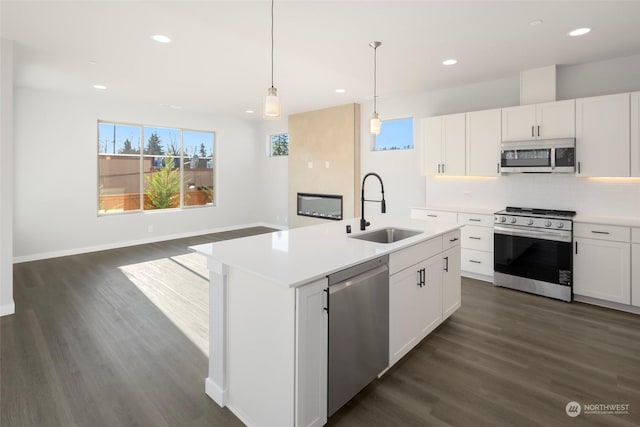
left=502, top=99, right=575, bottom=142
left=421, top=113, right=465, bottom=176
left=576, top=93, right=630, bottom=177
left=465, top=109, right=501, bottom=176
left=631, top=92, right=640, bottom=177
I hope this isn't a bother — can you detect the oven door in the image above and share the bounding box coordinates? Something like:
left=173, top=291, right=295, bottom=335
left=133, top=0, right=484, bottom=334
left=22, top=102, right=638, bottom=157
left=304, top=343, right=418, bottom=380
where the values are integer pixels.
left=494, top=225, right=572, bottom=286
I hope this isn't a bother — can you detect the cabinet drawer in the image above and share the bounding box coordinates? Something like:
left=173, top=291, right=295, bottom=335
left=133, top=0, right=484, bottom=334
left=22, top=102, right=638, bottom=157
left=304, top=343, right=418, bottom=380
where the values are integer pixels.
left=574, top=223, right=630, bottom=242
left=443, top=229, right=461, bottom=251
left=390, top=238, right=443, bottom=275
left=633, top=228, right=640, bottom=244
left=461, top=226, right=494, bottom=251
left=411, top=209, right=457, bottom=223
left=461, top=248, right=494, bottom=276
left=458, top=212, right=494, bottom=227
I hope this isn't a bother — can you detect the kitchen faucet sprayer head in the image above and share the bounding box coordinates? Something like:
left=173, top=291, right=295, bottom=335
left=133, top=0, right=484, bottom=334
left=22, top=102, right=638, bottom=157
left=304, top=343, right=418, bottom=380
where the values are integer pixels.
left=381, top=198, right=386, bottom=213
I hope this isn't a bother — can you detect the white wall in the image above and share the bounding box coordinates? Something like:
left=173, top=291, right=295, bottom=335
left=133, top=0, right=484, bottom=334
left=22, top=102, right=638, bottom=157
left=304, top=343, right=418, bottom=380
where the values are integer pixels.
left=360, top=53, right=640, bottom=217
left=0, top=39, right=15, bottom=316
left=13, top=87, right=267, bottom=261
left=258, top=119, right=288, bottom=228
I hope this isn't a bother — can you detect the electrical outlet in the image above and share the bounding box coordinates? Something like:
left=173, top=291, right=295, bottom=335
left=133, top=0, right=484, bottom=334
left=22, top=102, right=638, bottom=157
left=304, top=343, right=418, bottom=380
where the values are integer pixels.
left=147, top=225, right=153, bottom=233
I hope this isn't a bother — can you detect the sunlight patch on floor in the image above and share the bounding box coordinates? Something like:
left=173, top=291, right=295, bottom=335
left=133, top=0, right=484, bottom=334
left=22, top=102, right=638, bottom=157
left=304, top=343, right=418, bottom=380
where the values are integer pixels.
left=119, top=253, right=209, bottom=356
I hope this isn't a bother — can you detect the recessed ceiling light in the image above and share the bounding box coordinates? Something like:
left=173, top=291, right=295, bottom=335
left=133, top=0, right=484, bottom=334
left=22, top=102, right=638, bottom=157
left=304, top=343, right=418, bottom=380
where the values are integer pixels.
left=152, top=34, right=171, bottom=43
left=93, top=84, right=107, bottom=90
left=245, top=110, right=255, bottom=114
left=335, top=89, right=346, bottom=93
left=529, top=19, right=543, bottom=26
left=569, top=28, right=591, bottom=37
left=442, top=59, right=457, bottom=66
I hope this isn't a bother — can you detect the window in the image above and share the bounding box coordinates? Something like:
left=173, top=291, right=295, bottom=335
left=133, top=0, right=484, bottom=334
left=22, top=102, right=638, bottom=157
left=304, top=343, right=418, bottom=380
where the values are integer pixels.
left=98, top=122, right=215, bottom=215
left=373, top=117, right=414, bottom=151
left=269, top=133, right=289, bottom=156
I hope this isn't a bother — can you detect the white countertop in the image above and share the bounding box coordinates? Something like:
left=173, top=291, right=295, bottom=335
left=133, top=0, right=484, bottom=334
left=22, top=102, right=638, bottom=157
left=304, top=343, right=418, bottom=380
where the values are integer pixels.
left=574, top=214, right=640, bottom=228
left=190, top=215, right=460, bottom=288
left=412, top=205, right=499, bottom=215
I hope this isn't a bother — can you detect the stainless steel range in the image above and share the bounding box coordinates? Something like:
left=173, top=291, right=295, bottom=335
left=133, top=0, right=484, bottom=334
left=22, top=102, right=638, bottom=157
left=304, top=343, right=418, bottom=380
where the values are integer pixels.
left=493, top=207, right=576, bottom=302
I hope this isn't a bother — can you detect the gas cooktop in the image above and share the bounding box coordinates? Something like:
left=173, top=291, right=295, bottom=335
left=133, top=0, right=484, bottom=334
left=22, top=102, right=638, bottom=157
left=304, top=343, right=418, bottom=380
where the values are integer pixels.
left=495, top=206, right=576, bottom=219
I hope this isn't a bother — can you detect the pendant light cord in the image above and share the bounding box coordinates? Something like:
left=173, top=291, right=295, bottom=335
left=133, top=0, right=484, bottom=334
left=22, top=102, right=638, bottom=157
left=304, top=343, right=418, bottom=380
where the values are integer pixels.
left=373, top=45, right=377, bottom=114
left=270, top=0, right=274, bottom=88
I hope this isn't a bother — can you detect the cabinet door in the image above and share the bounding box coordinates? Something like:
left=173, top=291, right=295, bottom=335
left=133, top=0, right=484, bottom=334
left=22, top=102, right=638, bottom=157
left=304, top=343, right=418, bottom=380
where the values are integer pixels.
left=421, top=116, right=443, bottom=175
left=295, top=280, right=328, bottom=427
left=502, top=104, right=536, bottom=142
left=631, top=92, right=640, bottom=177
left=574, top=237, right=631, bottom=304
left=442, top=113, right=466, bottom=175
left=442, top=246, right=461, bottom=320
left=389, top=265, right=421, bottom=366
left=536, top=99, right=575, bottom=139
left=576, top=93, right=630, bottom=177
left=466, top=109, right=501, bottom=176
left=415, top=256, right=443, bottom=340
left=632, top=244, right=640, bottom=307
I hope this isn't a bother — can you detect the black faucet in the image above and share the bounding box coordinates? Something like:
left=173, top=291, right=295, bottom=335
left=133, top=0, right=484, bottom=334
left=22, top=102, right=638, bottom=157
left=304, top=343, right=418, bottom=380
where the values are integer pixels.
left=360, top=172, right=386, bottom=230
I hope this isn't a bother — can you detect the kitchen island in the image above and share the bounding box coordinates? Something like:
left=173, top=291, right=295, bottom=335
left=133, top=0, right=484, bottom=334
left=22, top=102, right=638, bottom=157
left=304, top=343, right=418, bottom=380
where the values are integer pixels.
left=191, top=215, right=461, bottom=427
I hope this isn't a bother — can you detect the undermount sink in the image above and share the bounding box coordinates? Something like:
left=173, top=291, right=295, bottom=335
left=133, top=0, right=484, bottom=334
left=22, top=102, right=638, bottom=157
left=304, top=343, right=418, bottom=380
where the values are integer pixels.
left=350, top=227, right=422, bottom=244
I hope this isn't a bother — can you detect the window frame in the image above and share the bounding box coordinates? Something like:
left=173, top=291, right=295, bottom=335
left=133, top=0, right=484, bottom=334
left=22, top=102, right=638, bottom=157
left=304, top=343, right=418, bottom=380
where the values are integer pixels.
left=268, top=133, right=289, bottom=157
left=372, top=116, right=415, bottom=152
left=97, top=120, right=216, bottom=216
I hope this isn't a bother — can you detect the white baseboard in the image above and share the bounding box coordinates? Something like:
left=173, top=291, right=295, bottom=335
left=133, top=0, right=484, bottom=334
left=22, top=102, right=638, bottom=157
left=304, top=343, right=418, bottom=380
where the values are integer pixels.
left=0, top=301, right=15, bottom=317
left=462, top=271, right=493, bottom=283
left=574, top=295, right=640, bottom=315
left=205, top=377, right=227, bottom=407
left=13, top=222, right=288, bottom=264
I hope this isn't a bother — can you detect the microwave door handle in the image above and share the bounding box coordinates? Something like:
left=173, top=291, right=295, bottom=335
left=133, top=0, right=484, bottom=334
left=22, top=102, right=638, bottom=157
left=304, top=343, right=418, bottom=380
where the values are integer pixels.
left=551, top=147, right=556, bottom=170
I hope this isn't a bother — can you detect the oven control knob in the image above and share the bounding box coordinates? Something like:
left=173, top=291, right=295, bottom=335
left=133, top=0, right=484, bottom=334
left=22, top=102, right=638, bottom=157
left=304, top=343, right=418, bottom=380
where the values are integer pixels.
left=556, top=222, right=564, bottom=229
left=527, top=219, right=534, bottom=225
left=544, top=220, right=552, bottom=227
left=510, top=217, right=517, bottom=224
left=500, top=216, right=507, bottom=223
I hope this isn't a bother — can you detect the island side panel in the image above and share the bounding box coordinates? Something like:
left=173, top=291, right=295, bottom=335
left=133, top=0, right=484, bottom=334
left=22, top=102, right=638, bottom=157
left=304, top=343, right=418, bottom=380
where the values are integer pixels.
left=226, top=268, right=296, bottom=427
left=206, top=259, right=228, bottom=406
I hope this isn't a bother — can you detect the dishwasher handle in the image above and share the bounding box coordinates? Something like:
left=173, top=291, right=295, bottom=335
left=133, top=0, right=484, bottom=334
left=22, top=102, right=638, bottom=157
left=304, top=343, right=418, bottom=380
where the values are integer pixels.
left=329, top=264, right=389, bottom=294
left=328, top=255, right=389, bottom=286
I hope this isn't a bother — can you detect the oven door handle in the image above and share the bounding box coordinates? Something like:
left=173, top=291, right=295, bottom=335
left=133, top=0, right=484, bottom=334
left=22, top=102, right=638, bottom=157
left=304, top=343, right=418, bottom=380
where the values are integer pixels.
left=494, top=225, right=572, bottom=243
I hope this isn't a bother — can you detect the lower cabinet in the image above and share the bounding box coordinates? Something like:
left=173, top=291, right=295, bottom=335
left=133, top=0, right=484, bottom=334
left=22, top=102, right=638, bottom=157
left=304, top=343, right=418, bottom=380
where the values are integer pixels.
left=633, top=244, right=640, bottom=307
left=389, top=231, right=461, bottom=367
left=443, top=245, right=461, bottom=319
left=295, top=279, right=328, bottom=427
left=574, top=236, right=631, bottom=305
left=633, top=228, right=640, bottom=307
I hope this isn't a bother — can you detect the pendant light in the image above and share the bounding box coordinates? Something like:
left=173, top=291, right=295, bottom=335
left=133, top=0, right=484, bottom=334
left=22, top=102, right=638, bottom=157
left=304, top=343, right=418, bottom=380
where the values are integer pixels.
left=369, top=41, right=382, bottom=135
left=263, top=0, right=280, bottom=119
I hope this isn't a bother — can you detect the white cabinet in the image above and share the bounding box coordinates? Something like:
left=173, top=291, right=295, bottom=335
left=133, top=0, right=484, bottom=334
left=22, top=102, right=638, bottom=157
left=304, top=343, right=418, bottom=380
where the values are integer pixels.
left=295, top=279, right=328, bottom=427
left=389, top=253, right=442, bottom=366
left=574, top=223, right=631, bottom=304
left=576, top=93, right=630, bottom=177
left=466, top=108, right=501, bottom=176
left=442, top=244, right=461, bottom=319
left=410, top=208, right=457, bottom=223
left=632, top=228, right=640, bottom=307
left=421, top=113, right=466, bottom=176
left=631, top=92, right=640, bottom=177
left=389, top=233, right=460, bottom=367
left=502, top=100, right=575, bottom=142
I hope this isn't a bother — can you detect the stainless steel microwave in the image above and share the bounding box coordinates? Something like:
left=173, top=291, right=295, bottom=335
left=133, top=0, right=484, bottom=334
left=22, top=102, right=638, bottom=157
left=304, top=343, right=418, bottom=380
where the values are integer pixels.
left=500, top=138, right=576, bottom=173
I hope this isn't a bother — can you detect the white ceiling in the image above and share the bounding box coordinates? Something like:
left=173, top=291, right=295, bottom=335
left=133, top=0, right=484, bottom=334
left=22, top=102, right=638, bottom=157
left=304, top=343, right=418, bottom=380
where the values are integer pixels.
left=2, top=1, right=640, bottom=119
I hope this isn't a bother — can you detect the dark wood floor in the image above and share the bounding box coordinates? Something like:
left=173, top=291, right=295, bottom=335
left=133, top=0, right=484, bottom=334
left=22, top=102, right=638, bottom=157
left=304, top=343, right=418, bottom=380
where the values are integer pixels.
left=3, top=229, right=640, bottom=426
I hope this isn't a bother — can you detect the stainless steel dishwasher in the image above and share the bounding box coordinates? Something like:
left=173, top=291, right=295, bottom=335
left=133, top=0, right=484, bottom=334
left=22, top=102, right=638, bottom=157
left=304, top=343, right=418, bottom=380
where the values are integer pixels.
left=327, top=255, right=389, bottom=417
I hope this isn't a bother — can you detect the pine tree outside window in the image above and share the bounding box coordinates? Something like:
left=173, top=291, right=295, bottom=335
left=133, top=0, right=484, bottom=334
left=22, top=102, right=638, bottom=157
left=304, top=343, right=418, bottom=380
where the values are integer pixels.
left=270, top=133, right=289, bottom=156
